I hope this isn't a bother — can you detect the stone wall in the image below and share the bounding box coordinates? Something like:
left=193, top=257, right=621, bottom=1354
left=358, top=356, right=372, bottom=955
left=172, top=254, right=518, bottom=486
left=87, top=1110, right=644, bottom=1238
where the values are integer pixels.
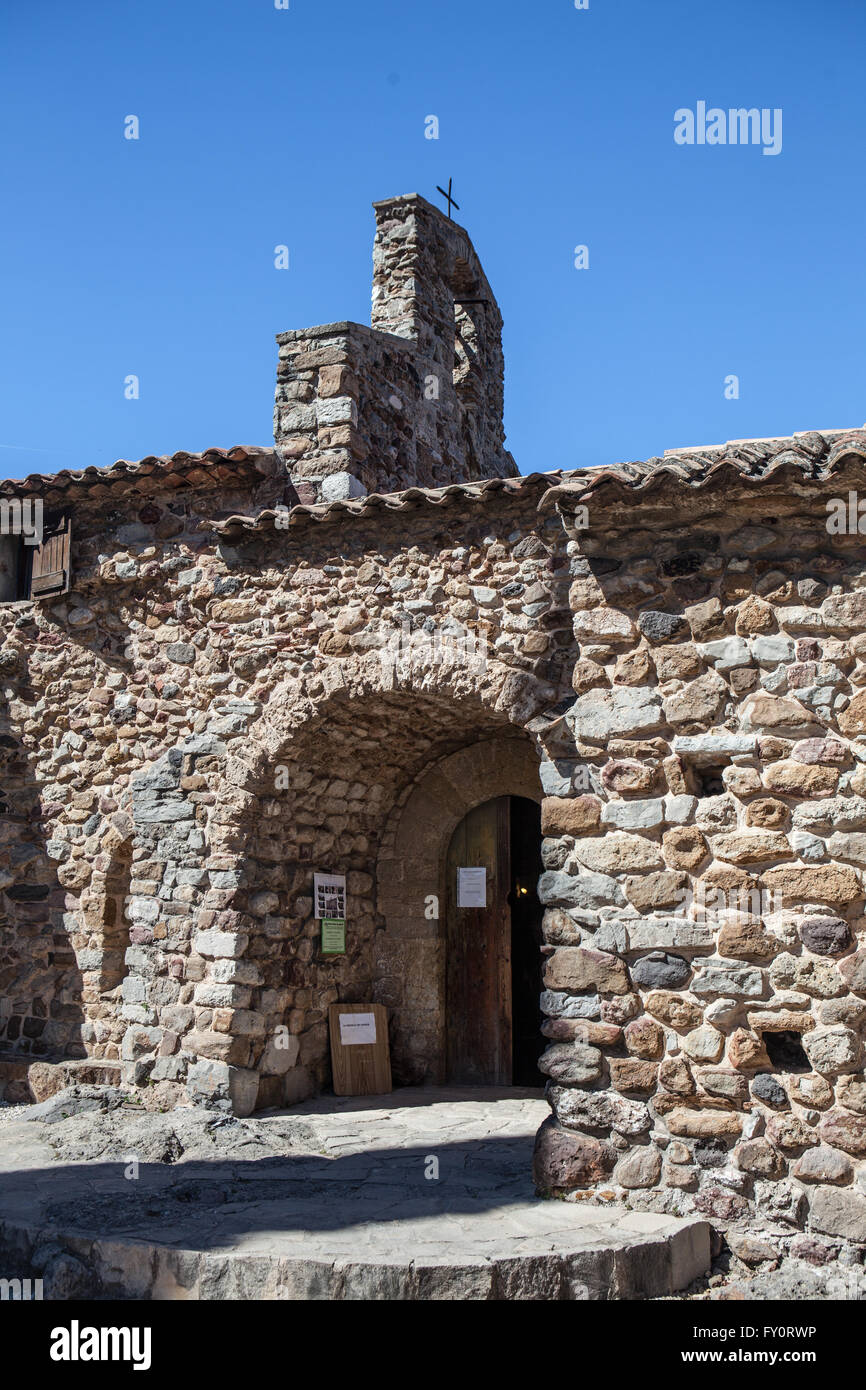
left=274, top=195, right=517, bottom=499
left=0, top=467, right=565, bottom=1119
left=531, top=440, right=866, bottom=1245
left=1, top=234, right=866, bottom=1247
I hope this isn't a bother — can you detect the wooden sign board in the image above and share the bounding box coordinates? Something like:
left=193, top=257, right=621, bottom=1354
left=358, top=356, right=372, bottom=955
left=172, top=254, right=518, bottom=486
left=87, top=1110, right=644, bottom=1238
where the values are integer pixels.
left=328, top=1002, right=392, bottom=1097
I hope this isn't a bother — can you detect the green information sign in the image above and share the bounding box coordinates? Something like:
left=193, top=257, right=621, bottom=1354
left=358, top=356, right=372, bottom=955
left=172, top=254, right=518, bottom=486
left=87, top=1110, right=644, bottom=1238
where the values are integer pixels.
left=321, top=918, right=347, bottom=955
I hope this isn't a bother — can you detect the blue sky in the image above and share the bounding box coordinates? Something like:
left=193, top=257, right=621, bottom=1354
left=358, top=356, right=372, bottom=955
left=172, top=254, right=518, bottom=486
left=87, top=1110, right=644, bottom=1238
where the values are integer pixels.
left=1, top=0, right=863, bottom=482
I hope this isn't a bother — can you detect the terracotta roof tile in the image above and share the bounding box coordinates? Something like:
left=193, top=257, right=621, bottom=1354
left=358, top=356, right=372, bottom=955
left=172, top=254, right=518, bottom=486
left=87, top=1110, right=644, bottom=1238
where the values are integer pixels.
left=539, top=428, right=866, bottom=511
left=204, top=471, right=563, bottom=538
left=0, top=447, right=281, bottom=500
left=4, top=427, right=865, bottom=533
left=204, top=427, right=866, bottom=538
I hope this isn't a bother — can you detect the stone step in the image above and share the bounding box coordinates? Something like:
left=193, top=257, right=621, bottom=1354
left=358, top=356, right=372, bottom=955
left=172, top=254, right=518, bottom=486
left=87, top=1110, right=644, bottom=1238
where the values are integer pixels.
left=0, top=1054, right=124, bottom=1104
left=0, top=1209, right=712, bottom=1301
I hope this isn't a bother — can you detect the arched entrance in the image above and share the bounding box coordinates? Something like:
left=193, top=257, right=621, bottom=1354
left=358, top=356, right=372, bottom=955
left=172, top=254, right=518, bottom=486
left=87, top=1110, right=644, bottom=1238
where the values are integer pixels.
left=375, top=731, right=543, bottom=1087
left=444, top=796, right=543, bottom=1086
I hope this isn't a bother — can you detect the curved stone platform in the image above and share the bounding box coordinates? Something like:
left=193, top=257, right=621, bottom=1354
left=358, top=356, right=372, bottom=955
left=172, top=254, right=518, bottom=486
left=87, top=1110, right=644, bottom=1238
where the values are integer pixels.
left=0, top=1089, right=711, bottom=1300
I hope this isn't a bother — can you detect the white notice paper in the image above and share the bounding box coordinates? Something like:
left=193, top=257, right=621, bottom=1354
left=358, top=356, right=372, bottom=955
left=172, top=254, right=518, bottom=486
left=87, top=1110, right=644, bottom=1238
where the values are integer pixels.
left=339, top=1012, right=377, bottom=1046
left=314, top=873, right=347, bottom=921
left=457, top=866, right=487, bottom=908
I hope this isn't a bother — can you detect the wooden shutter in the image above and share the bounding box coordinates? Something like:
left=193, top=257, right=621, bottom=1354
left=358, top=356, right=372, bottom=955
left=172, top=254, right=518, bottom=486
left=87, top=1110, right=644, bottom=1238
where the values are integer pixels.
left=26, top=511, right=72, bottom=599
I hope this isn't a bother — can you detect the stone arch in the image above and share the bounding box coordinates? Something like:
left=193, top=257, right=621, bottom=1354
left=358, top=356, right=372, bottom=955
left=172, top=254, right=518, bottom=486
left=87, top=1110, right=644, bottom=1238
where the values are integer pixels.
left=196, top=654, right=556, bottom=1104
left=216, top=649, right=556, bottom=813
left=374, top=735, right=542, bottom=1084
left=114, top=653, right=559, bottom=1113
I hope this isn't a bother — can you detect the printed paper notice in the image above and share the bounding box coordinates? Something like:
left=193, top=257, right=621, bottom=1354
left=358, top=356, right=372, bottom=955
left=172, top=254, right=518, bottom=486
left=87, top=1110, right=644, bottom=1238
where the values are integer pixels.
left=339, top=1012, right=377, bottom=1046
left=314, top=873, right=347, bottom=921
left=457, top=866, right=487, bottom=908
left=321, top=919, right=346, bottom=955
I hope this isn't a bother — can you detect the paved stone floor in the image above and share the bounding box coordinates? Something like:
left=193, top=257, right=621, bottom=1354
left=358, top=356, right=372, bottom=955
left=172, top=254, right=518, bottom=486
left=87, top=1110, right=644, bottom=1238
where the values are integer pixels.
left=0, top=1088, right=711, bottom=1299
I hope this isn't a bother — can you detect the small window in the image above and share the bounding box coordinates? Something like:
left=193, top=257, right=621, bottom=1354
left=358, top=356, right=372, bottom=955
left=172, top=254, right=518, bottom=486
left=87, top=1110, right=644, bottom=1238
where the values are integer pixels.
left=26, top=511, right=72, bottom=598
left=694, top=764, right=726, bottom=797
left=0, top=506, right=72, bottom=602
left=762, top=1031, right=809, bottom=1073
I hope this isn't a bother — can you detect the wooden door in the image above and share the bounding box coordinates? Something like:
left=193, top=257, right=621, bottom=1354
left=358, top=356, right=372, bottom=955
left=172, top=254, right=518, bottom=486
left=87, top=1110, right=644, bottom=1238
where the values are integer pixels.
left=445, top=796, right=512, bottom=1084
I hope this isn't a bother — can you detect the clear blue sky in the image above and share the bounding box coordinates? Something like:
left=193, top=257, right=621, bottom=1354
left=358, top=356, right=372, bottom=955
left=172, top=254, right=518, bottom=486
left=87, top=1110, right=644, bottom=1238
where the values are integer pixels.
left=1, top=0, right=863, bottom=483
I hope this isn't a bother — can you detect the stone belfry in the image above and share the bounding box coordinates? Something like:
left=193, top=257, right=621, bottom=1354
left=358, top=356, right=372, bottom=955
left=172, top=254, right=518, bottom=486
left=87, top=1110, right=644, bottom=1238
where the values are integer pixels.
left=274, top=193, right=517, bottom=501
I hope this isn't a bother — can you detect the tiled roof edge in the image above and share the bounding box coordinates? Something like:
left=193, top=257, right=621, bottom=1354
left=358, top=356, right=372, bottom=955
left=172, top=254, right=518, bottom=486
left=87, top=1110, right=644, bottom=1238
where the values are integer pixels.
left=0, top=447, right=281, bottom=499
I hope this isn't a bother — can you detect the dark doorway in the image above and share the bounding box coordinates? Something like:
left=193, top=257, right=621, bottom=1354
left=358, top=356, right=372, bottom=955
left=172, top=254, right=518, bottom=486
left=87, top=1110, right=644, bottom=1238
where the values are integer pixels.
left=444, top=795, right=544, bottom=1086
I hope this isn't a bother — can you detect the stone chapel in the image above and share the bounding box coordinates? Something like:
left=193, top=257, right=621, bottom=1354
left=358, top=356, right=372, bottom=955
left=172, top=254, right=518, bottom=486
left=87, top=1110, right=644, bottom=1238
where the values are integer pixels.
left=1, top=192, right=866, bottom=1236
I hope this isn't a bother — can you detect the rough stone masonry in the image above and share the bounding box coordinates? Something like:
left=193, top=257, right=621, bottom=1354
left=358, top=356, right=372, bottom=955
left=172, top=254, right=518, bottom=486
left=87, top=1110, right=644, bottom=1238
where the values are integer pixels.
left=1, top=192, right=866, bottom=1245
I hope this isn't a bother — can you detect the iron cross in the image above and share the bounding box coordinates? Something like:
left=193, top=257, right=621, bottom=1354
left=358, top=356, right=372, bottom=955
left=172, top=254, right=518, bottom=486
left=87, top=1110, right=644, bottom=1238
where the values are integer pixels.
left=436, top=178, right=460, bottom=219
